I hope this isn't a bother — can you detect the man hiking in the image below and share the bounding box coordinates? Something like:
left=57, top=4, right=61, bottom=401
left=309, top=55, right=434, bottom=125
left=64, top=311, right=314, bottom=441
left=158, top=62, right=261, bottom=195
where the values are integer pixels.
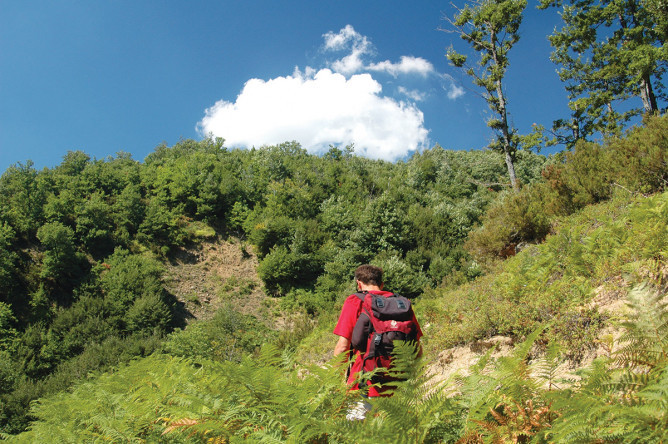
left=333, top=264, right=422, bottom=419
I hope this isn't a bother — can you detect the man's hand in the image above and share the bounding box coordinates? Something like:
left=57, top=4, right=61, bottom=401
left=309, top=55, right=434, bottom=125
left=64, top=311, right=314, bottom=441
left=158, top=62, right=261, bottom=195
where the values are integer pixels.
left=333, top=336, right=351, bottom=356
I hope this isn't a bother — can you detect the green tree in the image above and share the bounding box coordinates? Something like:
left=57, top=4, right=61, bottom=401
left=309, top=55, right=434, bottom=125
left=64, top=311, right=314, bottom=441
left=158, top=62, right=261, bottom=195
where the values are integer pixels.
left=644, top=0, right=668, bottom=42
left=137, top=199, right=183, bottom=255
left=0, top=302, right=18, bottom=352
left=43, top=188, right=77, bottom=226
left=50, top=151, right=95, bottom=198
left=443, top=0, right=528, bottom=191
left=36, top=222, right=85, bottom=296
left=0, top=223, right=19, bottom=307
left=111, top=184, right=145, bottom=246
left=0, top=161, right=47, bottom=237
left=540, top=0, right=667, bottom=144
left=75, top=191, right=114, bottom=258
left=99, top=249, right=166, bottom=323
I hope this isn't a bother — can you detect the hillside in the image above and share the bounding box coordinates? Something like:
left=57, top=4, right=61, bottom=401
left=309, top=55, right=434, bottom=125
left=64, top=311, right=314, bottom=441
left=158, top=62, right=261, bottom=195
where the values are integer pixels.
left=6, top=189, right=667, bottom=443
left=0, top=116, right=666, bottom=441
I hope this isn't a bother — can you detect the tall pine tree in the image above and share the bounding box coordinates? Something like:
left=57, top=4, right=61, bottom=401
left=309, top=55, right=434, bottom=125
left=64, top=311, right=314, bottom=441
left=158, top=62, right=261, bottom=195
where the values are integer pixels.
left=443, top=0, right=527, bottom=191
left=541, top=0, right=667, bottom=145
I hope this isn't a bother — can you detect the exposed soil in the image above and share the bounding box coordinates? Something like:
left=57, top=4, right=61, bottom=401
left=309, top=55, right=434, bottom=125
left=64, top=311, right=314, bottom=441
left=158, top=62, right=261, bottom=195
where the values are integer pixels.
left=163, top=237, right=282, bottom=328
left=425, top=280, right=634, bottom=388
left=163, top=237, right=649, bottom=387
left=428, top=335, right=516, bottom=384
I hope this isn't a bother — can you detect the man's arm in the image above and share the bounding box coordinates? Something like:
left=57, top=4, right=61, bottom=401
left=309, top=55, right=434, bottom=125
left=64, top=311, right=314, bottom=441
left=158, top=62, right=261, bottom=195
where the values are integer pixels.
left=333, top=336, right=351, bottom=356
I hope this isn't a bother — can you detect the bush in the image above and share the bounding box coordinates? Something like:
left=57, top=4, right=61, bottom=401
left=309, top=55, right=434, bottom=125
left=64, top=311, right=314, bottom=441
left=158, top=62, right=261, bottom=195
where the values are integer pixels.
left=281, top=288, right=334, bottom=315
left=164, top=309, right=270, bottom=363
left=125, top=293, right=172, bottom=334
left=551, top=307, right=605, bottom=363
left=608, top=114, right=668, bottom=193
left=246, top=215, right=294, bottom=258
left=372, top=253, right=430, bottom=299
left=467, top=115, right=668, bottom=263
left=465, top=185, right=552, bottom=261
left=99, top=249, right=165, bottom=316
left=257, top=245, right=297, bottom=295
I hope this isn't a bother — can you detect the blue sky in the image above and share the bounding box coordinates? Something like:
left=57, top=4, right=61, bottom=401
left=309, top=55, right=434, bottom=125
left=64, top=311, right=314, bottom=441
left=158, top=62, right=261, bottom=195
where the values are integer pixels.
left=1, top=0, right=572, bottom=173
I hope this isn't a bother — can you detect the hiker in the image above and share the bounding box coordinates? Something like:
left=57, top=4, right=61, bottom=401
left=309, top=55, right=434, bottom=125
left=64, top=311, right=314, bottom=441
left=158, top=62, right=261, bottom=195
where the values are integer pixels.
left=333, top=264, right=422, bottom=419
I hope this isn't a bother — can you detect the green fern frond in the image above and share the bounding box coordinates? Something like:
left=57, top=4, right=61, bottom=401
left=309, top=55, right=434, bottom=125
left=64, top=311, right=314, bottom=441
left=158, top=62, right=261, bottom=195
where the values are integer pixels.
left=530, top=338, right=568, bottom=391
left=548, top=282, right=668, bottom=443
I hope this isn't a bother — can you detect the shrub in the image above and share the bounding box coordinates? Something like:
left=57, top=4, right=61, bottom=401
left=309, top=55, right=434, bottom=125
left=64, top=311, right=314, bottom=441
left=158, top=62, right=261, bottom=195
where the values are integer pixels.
left=607, top=114, right=668, bottom=194
left=164, top=309, right=270, bottom=363
left=257, top=245, right=297, bottom=295
left=99, top=248, right=164, bottom=315
left=551, top=308, right=605, bottom=363
left=465, top=185, right=552, bottom=261
left=467, top=115, right=668, bottom=263
left=372, top=253, right=430, bottom=299
left=246, top=215, right=294, bottom=258
left=0, top=303, right=17, bottom=351
left=125, top=293, right=172, bottom=334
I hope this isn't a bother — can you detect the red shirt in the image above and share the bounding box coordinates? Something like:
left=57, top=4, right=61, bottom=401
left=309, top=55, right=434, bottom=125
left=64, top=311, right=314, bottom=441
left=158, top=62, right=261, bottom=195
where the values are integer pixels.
left=333, top=290, right=422, bottom=397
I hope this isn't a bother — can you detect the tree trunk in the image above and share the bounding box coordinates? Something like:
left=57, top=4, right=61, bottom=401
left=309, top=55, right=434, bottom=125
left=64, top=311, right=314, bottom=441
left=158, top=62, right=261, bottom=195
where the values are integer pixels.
left=640, top=74, right=659, bottom=113
left=490, top=29, right=519, bottom=192
left=624, top=0, right=659, bottom=113
left=504, top=148, right=519, bottom=191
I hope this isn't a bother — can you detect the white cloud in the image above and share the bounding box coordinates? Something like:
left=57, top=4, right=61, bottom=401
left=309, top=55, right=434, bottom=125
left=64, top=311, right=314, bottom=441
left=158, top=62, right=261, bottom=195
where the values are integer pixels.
left=447, top=84, right=465, bottom=99
left=198, top=68, right=429, bottom=161
left=398, top=86, right=427, bottom=102
left=368, top=56, right=435, bottom=77
left=323, top=25, right=373, bottom=75
left=331, top=50, right=366, bottom=76
left=323, top=25, right=366, bottom=50
left=196, top=25, right=453, bottom=161
left=442, top=74, right=465, bottom=100
left=323, top=27, right=435, bottom=79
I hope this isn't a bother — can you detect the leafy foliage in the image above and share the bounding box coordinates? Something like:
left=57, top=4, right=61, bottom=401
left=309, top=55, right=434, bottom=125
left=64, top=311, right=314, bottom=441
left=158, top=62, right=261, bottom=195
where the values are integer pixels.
left=547, top=284, right=668, bottom=443
left=0, top=114, right=665, bottom=439
left=7, top=285, right=666, bottom=443
left=425, top=190, right=668, bottom=357
left=539, top=0, right=667, bottom=145
left=466, top=114, right=668, bottom=259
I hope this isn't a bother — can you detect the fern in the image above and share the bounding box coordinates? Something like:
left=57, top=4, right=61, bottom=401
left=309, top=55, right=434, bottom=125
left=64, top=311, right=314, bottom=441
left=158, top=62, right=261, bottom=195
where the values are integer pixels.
left=531, top=339, right=569, bottom=392
left=548, top=284, right=668, bottom=443
left=453, top=328, right=559, bottom=443
left=336, top=342, right=462, bottom=444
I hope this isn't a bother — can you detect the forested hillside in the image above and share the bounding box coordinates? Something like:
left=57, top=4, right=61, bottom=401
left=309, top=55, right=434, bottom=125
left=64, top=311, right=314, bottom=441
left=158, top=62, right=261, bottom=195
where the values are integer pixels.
left=0, top=135, right=544, bottom=433
left=0, top=114, right=666, bottom=442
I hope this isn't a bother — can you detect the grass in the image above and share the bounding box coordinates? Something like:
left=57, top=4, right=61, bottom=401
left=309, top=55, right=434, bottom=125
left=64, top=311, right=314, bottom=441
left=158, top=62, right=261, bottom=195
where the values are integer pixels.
left=420, top=191, right=668, bottom=361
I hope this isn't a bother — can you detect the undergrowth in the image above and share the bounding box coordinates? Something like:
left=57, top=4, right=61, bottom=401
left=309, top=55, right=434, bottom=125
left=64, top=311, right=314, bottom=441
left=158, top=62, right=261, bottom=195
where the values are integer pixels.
left=421, top=191, right=668, bottom=359
left=6, top=283, right=665, bottom=443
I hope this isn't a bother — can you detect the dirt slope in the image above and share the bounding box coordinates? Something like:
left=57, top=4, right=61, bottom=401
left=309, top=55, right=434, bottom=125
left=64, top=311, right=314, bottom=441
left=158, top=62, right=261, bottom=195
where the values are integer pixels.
left=163, top=238, right=281, bottom=327
left=162, top=237, right=637, bottom=385
left=427, top=280, right=633, bottom=387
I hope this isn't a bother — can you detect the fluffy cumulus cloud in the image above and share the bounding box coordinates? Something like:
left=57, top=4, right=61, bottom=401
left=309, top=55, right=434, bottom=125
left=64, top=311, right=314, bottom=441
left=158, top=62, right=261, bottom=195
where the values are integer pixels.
left=198, top=68, right=428, bottom=161
left=323, top=25, right=373, bottom=75
left=198, top=25, right=456, bottom=161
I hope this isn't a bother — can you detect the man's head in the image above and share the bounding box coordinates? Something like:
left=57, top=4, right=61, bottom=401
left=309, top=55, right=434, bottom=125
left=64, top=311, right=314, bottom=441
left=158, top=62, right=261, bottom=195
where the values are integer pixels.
left=355, top=264, right=383, bottom=288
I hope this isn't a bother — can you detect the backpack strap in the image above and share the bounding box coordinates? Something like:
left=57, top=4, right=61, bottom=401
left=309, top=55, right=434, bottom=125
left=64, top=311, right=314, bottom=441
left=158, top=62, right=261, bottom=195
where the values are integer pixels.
left=347, top=292, right=370, bottom=380
left=354, top=291, right=401, bottom=300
